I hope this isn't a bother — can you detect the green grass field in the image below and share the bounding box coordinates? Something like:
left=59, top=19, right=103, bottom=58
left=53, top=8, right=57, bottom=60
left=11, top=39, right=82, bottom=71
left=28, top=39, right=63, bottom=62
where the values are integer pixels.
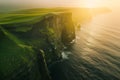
left=0, top=7, right=110, bottom=25
left=0, top=8, right=92, bottom=25
left=0, top=8, right=69, bottom=25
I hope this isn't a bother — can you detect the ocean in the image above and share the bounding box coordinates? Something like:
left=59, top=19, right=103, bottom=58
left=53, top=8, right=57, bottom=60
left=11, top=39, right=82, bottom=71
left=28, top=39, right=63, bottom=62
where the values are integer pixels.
left=50, top=9, right=120, bottom=80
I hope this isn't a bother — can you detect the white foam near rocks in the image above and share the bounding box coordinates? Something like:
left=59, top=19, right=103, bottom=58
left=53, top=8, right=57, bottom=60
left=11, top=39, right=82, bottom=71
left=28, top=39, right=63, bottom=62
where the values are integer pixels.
left=61, top=51, right=72, bottom=59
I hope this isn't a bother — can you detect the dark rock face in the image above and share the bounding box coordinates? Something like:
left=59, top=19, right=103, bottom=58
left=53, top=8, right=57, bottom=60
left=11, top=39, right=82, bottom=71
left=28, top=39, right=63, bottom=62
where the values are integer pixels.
left=0, top=13, right=75, bottom=80
left=60, top=13, right=75, bottom=45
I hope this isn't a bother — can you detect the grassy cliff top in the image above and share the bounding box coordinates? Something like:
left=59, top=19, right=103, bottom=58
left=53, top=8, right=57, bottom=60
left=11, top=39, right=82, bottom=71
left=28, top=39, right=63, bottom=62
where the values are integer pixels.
left=0, top=7, right=111, bottom=25
left=0, top=8, right=69, bottom=25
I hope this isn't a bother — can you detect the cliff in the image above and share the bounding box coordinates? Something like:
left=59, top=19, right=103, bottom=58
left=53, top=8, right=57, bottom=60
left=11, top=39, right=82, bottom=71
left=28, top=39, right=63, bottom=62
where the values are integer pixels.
left=0, top=12, right=75, bottom=80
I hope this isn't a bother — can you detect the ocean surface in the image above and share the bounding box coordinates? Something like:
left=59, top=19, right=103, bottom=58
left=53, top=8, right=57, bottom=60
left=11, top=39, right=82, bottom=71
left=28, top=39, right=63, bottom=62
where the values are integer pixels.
left=49, top=9, right=120, bottom=80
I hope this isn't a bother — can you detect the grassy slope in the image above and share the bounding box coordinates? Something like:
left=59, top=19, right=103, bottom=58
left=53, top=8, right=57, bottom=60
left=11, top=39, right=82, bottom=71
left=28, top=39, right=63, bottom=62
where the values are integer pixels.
left=0, top=8, right=68, bottom=25
left=0, top=8, right=92, bottom=25
left=0, top=26, right=35, bottom=76
left=0, top=7, right=111, bottom=25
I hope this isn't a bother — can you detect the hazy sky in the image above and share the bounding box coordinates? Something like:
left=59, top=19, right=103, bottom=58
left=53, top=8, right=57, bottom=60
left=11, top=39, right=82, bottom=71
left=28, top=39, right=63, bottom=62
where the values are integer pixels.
left=0, top=0, right=120, bottom=8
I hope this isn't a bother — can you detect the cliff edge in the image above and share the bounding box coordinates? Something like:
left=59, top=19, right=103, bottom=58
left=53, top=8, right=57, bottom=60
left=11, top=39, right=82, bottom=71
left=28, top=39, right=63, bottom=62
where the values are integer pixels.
left=0, top=12, right=75, bottom=80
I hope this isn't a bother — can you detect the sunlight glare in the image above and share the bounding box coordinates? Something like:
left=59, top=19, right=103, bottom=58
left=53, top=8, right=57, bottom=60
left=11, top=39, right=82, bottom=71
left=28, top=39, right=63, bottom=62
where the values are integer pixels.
left=84, top=0, right=100, bottom=8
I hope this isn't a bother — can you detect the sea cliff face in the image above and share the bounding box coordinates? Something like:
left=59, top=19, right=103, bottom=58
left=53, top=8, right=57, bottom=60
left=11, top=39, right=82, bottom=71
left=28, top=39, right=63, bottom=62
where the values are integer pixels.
left=0, top=12, right=75, bottom=80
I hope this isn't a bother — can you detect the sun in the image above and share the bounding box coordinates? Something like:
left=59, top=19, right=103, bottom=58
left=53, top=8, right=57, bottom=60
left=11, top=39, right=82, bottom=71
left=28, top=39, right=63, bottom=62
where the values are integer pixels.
left=84, top=0, right=100, bottom=8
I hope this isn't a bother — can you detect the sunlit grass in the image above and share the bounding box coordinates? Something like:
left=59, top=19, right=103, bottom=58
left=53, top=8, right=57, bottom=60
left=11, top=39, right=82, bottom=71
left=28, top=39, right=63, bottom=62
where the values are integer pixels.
left=0, top=8, right=68, bottom=25
left=0, top=8, right=110, bottom=25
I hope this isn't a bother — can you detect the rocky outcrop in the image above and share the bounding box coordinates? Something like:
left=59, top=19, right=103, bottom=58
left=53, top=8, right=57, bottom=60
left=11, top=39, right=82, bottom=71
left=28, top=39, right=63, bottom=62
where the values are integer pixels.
left=0, top=12, right=75, bottom=80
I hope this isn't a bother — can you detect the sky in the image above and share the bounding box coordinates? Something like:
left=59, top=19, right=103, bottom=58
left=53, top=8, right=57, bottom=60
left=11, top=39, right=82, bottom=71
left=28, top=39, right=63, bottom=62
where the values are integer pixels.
left=0, top=0, right=120, bottom=8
